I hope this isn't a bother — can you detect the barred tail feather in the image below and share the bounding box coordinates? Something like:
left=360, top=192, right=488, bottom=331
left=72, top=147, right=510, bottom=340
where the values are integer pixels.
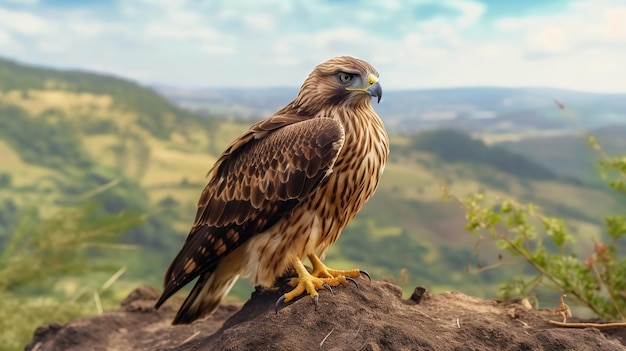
left=172, top=271, right=240, bottom=325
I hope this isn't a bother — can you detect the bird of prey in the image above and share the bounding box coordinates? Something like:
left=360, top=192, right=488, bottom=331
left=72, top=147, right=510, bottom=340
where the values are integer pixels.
left=155, top=56, right=389, bottom=324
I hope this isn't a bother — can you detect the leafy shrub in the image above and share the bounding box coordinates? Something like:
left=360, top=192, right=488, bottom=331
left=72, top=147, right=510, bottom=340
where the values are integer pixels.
left=448, top=135, right=626, bottom=320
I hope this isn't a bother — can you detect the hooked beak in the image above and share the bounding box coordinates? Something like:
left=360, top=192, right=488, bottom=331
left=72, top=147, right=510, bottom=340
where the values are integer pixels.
left=367, top=81, right=382, bottom=104
left=345, top=73, right=383, bottom=103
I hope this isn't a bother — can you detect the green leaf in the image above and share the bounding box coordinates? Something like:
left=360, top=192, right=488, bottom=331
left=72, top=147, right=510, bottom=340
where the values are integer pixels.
left=606, top=216, right=626, bottom=240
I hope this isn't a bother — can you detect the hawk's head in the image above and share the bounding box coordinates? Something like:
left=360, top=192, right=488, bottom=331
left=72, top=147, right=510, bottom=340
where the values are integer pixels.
left=295, top=56, right=382, bottom=109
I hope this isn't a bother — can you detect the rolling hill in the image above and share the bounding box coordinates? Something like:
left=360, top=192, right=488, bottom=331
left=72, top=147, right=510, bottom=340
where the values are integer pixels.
left=0, top=57, right=229, bottom=285
left=1, top=57, right=624, bottom=303
left=499, top=124, right=626, bottom=184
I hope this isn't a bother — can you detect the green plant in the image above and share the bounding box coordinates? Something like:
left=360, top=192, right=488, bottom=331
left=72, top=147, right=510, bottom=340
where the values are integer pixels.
left=445, top=135, right=626, bottom=320
left=0, top=181, right=143, bottom=351
left=0, top=203, right=140, bottom=292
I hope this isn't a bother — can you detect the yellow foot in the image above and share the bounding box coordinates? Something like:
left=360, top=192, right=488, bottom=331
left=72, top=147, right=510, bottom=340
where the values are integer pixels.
left=308, top=253, right=370, bottom=283
left=275, top=255, right=370, bottom=313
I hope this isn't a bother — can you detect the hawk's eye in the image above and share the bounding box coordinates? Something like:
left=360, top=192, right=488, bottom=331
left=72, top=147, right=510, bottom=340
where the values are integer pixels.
left=338, top=72, right=353, bottom=83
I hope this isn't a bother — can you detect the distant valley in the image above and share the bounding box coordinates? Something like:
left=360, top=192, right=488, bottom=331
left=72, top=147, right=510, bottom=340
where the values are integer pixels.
left=155, top=86, right=626, bottom=140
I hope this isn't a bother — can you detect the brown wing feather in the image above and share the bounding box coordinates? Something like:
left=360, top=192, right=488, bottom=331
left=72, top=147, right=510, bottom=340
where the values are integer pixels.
left=155, top=116, right=345, bottom=308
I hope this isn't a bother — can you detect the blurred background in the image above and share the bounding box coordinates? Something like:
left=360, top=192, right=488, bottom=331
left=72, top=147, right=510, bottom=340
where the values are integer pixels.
left=1, top=0, right=625, bottom=349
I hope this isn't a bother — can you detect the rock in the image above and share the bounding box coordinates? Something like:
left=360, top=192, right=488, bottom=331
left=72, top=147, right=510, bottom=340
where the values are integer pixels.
left=26, top=281, right=625, bottom=351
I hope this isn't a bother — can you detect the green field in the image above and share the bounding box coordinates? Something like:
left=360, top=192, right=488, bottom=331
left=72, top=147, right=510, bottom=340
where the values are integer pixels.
left=1, top=58, right=625, bottom=350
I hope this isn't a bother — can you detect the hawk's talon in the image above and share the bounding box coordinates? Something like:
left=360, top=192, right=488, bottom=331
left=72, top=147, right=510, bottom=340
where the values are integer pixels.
left=275, top=295, right=286, bottom=314
left=277, top=255, right=370, bottom=313
left=359, top=270, right=371, bottom=282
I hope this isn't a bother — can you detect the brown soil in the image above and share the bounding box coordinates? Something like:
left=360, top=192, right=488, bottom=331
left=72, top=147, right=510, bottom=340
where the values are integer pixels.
left=26, top=281, right=626, bottom=351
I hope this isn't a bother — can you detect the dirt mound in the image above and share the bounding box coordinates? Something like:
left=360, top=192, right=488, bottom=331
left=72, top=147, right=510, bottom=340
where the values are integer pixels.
left=26, top=281, right=625, bottom=351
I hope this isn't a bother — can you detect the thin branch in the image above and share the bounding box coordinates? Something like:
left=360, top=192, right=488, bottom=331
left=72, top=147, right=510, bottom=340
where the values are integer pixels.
left=466, top=259, right=525, bottom=274
left=549, top=320, right=626, bottom=329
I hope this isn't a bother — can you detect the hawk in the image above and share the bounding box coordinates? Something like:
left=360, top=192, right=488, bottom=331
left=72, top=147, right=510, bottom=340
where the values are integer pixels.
left=155, top=56, right=389, bottom=324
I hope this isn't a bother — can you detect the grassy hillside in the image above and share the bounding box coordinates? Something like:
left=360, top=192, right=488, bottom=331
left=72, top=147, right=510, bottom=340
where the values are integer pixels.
left=2, top=57, right=624, bottom=310
left=499, top=125, right=626, bottom=184
left=0, top=57, right=238, bottom=285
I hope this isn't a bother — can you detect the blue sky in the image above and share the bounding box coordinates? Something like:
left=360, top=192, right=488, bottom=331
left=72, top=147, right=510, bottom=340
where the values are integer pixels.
left=0, top=0, right=624, bottom=92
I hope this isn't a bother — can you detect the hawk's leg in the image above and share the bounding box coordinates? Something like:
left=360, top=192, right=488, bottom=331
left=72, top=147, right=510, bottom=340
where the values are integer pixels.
left=275, top=255, right=369, bottom=312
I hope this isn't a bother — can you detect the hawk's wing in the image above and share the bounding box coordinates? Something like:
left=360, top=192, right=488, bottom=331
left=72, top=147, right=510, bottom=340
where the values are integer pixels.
left=156, top=115, right=345, bottom=307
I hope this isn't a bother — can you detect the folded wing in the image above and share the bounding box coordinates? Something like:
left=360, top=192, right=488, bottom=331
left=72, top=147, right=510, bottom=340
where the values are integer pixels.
left=155, top=116, right=345, bottom=308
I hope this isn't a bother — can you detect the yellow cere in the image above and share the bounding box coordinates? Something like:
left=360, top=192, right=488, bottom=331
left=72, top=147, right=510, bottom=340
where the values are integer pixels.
left=367, top=74, right=378, bottom=86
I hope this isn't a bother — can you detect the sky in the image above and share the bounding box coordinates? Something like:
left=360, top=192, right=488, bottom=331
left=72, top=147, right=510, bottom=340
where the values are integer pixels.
left=0, top=0, right=625, bottom=93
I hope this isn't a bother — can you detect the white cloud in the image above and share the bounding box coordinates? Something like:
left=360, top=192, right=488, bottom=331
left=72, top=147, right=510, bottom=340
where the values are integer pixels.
left=201, top=43, right=236, bottom=56
left=0, top=28, right=10, bottom=45
left=313, top=28, right=369, bottom=50
left=448, top=0, right=485, bottom=28
left=144, top=24, right=218, bottom=41
left=495, top=0, right=626, bottom=57
left=241, top=14, right=276, bottom=31
left=1, top=0, right=39, bottom=4
left=524, top=27, right=571, bottom=56
left=0, top=0, right=624, bottom=93
left=365, top=0, right=626, bottom=92
left=0, top=7, right=51, bottom=36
